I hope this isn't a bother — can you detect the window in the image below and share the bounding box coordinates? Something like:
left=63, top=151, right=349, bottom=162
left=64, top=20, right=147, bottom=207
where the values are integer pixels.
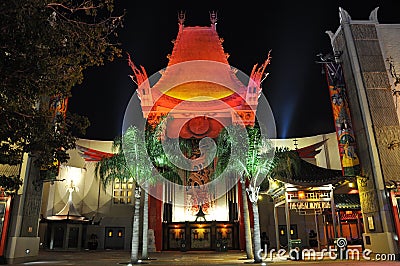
left=113, top=178, right=134, bottom=205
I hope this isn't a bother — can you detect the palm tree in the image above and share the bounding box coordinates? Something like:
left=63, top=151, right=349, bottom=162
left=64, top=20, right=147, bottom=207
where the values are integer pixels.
left=95, top=126, right=153, bottom=264
left=145, top=117, right=182, bottom=185
left=268, top=147, right=301, bottom=181
left=226, top=125, right=274, bottom=263
left=122, top=126, right=155, bottom=263
left=142, top=119, right=181, bottom=258
left=244, top=126, right=274, bottom=262
left=94, top=136, right=131, bottom=189
left=240, top=174, right=254, bottom=259
left=213, top=126, right=254, bottom=259
left=94, top=135, right=141, bottom=263
left=141, top=182, right=150, bottom=259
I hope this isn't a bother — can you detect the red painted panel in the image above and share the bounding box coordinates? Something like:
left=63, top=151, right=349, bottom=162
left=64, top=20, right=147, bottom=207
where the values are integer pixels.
left=237, top=181, right=245, bottom=250
left=391, top=191, right=400, bottom=245
left=149, top=184, right=163, bottom=251
left=0, top=196, right=11, bottom=257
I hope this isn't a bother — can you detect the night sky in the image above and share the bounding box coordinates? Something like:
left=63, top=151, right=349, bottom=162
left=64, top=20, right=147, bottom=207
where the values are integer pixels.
left=68, top=1, right=400, bottom=141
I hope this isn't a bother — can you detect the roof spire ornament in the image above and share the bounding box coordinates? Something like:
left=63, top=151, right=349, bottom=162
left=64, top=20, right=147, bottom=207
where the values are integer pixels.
left=178, top=10, right=185, bottom=30
left=210, top=10, right=217, bottom=30
left=293, top=139, right=299, bottom=150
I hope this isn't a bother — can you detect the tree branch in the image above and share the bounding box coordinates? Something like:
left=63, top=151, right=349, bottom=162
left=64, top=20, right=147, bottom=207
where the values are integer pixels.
left=47, top=2, right=99, bottom=13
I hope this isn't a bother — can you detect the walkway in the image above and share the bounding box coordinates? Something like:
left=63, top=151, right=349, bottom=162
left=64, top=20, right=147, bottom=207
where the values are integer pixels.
left=13, top=250, right=400, bottom=266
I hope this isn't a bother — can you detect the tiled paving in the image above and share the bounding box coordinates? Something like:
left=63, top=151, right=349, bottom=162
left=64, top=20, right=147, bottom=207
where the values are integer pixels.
left=12, top=250, right=400, bottom=266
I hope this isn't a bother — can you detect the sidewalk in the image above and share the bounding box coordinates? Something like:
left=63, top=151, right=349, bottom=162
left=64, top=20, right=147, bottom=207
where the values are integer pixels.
left=12, top=249, right=400, bottom=266
left=14, top=250, right=250, bottom=266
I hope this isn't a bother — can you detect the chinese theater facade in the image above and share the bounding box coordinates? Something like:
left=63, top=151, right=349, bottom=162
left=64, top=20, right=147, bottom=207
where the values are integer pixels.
left=128, top=12, right=271, bottom=251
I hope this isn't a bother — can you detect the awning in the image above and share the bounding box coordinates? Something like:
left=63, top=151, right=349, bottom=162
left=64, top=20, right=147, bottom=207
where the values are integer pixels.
left=334, top=194, right=360, bottom=209
left=271, top=150, right=346, bottom=186
left=0, top=164, right=20, bottom=176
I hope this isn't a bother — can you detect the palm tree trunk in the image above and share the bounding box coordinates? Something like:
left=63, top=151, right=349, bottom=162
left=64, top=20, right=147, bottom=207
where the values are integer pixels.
left=240, top=178, right=254, bottom=259
left=141, top=183, right=149, bottom=259
left=131, top=187, right=141, bottom=263
left=252, top=201, right=262, bottom=263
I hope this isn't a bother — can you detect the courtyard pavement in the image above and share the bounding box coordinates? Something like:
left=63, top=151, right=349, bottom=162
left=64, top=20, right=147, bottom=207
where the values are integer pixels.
left=12, top=249, right=400, bottom=266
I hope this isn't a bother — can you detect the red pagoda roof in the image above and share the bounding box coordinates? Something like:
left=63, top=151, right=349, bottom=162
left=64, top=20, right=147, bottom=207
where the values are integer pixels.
left=167, top=26, right=229, bottom=65
left=128, top=15, right=271, bottom=138
left=151, top=25, right=246, bottom=105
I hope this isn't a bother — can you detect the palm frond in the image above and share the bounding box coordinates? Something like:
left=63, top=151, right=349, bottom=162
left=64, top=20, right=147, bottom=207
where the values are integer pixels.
left=122, top=126, right=155, bottom=186
left=95, top=125, right=159, bottom=190
left=269, top=147, right=301, bottom=180
left=145, top=120, right=182, bottom=183
left=95, top=150, right=130, bottom=190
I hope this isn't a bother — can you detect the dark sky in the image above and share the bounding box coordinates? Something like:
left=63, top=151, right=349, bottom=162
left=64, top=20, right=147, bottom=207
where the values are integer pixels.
left=68, top=1, right=400, bottom=141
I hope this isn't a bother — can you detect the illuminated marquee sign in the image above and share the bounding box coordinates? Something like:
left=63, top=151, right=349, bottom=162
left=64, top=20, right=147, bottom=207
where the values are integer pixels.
left=286, top=188, right=333, bottom=214
left=289, top=201, right=331, bottom=210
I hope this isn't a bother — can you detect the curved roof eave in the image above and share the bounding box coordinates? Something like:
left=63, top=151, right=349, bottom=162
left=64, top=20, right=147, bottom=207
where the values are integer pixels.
left=272, top=151, right=348, bottom=187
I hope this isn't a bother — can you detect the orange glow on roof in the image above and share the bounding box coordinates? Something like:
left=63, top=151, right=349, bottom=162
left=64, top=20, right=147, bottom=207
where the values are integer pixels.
left=168, top=27, right=228, bottom=65
left=161, top=81, right=234, bottom=101
left=150, top=26, right=246, bottom=103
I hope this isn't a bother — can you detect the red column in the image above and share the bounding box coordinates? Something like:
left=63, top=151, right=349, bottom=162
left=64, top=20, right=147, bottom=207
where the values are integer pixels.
left=0, top=195, right=11, bottom=257
left=238, top=181, right=245, bottom=250
left=149, top=184, right=163, bottom=251
left=238, top=180, right=255, bottom=250
left=390, top=191, right=400, bottom=245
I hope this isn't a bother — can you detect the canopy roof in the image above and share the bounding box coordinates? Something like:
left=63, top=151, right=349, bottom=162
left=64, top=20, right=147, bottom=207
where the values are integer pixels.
left=334, top=193, right=361, bottom=209
left=271, top=150, right=346, bottom=187
left=0, top=164, right=20, bottom=176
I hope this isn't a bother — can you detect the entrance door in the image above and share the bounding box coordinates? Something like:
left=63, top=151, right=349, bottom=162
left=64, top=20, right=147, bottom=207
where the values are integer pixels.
left=53, top=225, right=65, bottom=249
left=278, top=224, right=298, bottom=248
left=67, top=226, right=80, bottom=248
left=105, top=227, right=125, bottom=249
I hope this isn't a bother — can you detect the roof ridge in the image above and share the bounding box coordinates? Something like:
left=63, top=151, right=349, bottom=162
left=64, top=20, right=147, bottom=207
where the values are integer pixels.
left=148, top=24, right=248, bottom=101
left=167, top=25, right=228, bottom=65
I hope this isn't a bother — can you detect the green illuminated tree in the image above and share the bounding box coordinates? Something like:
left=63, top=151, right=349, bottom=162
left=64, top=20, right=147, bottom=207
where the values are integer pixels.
left=213, top=126, right=254, bottom=259
left=145, top=118, right=182, bottom=185
left=223, top=125, right=274, bottom=263
left=244, top=126, right=274, bottom=263
left=268, top=147, right=301, bottom=181
left=143, top=119, right=182, bottom=259
left=123, top=126, right=156, bottom=262
left=96, top=126, right=154, bottom=264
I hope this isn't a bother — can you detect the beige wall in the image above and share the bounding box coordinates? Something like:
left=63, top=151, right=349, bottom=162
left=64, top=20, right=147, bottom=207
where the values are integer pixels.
left=41, top=139, right=135, bottom=250
left=272, top=132, right=342, bottom=170
left=377, top=24, right=400, bottom=122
